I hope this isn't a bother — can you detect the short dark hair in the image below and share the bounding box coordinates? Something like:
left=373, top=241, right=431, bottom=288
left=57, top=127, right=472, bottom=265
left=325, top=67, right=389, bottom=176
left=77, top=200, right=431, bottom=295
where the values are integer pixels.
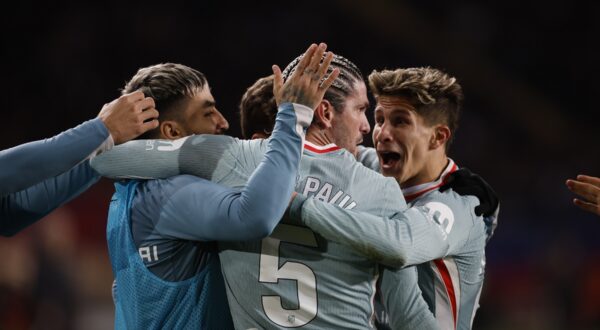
left=239, top=75, right=277, bottom=139
left=282, top=53, right=364, bottom=113
left=122, top=63, right=207, bottom=139
left=369, top=67, right=463, bottom=150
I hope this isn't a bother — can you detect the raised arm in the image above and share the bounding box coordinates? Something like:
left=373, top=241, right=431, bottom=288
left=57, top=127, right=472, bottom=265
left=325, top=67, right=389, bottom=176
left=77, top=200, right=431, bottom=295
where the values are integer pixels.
left=92, top=43, right=341, bottom=182
left=0, top=91, right=157, bottom=195
left=147, top=43, right=341, bottom=241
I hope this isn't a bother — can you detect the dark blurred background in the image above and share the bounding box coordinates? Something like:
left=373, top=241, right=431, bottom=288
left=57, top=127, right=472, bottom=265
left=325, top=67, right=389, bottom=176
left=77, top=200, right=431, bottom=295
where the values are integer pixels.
left=1, top=1, right=598, bottom=329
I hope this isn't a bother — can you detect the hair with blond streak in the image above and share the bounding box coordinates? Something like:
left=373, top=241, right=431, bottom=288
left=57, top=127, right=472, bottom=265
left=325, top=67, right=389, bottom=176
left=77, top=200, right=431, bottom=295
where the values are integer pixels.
left=122, top=63, right=208, bottom=139
left=368, top=67, right=463, bottom=150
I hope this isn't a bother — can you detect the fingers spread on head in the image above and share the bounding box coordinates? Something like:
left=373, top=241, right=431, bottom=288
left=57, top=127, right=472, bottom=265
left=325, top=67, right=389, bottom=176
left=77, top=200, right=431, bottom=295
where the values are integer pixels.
left=317, top=51, right=334, bottom=80
left=307, top=43, right=327, bottom=74
left=272, top=65, right=283, bottom=95
left=142, top=119, right=160, bottom=132
left=140, top=108, right=159, bottom=122
left=127, top=90, right=146, bottom=101
left=321, top=68, right=340, bottom=91
left=295, top=44, right=318, bottom=76
left=140, top=97, right=156, bottom=110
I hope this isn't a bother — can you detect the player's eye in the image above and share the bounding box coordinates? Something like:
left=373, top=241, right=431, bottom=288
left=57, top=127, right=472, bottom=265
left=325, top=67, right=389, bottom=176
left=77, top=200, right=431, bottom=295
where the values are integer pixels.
left=392, top=117, right=408, bottom=126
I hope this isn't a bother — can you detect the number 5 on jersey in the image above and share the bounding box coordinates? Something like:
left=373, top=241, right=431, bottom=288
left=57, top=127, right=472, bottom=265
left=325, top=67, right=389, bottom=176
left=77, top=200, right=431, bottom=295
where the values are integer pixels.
left=259, top=224, right=319, bottom=327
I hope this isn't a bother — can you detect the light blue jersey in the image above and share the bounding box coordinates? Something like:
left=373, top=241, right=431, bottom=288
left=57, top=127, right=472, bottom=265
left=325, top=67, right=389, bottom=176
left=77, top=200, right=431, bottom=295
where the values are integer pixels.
left=294, top=155, right=495, bottom=330
left=101, top=102, right=313, bottom=329
left=92, top=138, right=408, bottom=328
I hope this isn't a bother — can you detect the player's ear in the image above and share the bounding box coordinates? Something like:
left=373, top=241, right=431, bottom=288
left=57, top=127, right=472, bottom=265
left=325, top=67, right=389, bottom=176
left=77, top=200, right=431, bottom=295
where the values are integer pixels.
left=161, top=120, right=185, bottom=139
left=430, top=124, right=451, bottom=150
left=314, top=100, right=334, bottom=130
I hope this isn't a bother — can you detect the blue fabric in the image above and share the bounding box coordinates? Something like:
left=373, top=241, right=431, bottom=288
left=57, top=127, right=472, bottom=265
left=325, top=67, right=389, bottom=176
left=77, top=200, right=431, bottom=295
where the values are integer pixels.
left=0, top=118, right=107, bottom=195
left=0, top=118, right=107, bottom=236
left=107, top=180, right=233, bottom=329
left=1, top=161, right=99, bottom=236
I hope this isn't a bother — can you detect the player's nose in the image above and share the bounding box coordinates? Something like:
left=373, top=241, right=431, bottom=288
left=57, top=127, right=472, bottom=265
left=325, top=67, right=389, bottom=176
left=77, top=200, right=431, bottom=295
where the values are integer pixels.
left=214, top=109, right=229, bottom=134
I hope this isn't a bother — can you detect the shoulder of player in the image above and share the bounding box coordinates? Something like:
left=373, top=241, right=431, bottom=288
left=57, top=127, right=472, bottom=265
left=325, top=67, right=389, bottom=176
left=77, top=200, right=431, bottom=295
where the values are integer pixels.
left=415, top=189, right=481, bottom=223
left=413, top=190, right=488, bottom=252
left=352, top=157, right=397, bottom=185
left=136, top=175, right=211, bottom=199
left=183, top=134, right=246, bottom=150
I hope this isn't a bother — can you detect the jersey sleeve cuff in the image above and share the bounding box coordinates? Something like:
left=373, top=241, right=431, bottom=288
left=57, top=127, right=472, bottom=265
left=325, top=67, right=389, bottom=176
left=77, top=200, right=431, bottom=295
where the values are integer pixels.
left=290, top=103, right=314, bottom=130
left=87, top=118, right=115, bottom=160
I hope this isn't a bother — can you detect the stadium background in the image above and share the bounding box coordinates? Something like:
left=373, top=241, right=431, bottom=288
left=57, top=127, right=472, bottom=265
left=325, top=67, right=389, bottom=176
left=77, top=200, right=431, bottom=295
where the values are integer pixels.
left=1, top=1, right=598, bottom=329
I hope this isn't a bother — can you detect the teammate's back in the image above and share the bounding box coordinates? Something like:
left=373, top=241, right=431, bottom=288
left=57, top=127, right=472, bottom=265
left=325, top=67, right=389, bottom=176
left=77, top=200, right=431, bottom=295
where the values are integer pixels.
left=218, top=141, right=404, bottom=329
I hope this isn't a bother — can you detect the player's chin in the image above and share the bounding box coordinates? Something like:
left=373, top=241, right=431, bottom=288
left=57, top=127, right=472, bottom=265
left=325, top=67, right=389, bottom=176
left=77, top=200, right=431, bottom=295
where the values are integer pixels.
left=379, top=161, right=401, bottom=178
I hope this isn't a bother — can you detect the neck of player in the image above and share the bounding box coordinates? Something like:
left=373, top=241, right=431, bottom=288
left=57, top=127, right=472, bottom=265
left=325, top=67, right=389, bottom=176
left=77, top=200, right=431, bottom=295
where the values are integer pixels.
left=305, top=128, right=335, bottom=147
left=400, top=153, right=449, bottom=189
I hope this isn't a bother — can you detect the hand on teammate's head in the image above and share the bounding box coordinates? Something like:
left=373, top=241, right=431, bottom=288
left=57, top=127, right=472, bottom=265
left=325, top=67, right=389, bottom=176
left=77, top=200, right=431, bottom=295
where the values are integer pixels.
left=272, top=43, right=340, bottom=110
left=98, top=90, right=159, bottom=145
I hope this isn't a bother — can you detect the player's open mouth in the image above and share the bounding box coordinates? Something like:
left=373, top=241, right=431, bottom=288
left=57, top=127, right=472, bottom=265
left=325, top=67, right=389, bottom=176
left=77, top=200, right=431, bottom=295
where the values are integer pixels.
left=379, top=151, right=401, bottom=169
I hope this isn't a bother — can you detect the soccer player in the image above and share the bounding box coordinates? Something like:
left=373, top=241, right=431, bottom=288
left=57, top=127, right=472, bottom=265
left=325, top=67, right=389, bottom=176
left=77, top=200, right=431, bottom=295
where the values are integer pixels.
left=0, top=91, right=159, bottom=236
left=566, top=175, right=600, bottom=216
left=104, top=43, right=339, bottom=329
left=93, top=64, right=501, bottom=330
left=92, top=52, right=443, bottom=329
left=289, top=67, right=498, bottom=329
left=239, top=73, right=439, bottom=330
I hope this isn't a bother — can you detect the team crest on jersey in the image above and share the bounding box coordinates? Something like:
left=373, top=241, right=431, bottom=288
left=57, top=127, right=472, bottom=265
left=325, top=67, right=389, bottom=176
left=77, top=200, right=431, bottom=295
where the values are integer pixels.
left=421, top=202, right=455, bottom=239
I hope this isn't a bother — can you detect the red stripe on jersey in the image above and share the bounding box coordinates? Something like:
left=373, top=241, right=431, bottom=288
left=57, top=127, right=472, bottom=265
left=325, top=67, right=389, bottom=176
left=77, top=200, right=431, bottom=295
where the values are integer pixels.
left=303, top=143, right=341, bottom=154
left=404, top=162, right=458, bottom=202
left=434, top=259, right=457, bottom=329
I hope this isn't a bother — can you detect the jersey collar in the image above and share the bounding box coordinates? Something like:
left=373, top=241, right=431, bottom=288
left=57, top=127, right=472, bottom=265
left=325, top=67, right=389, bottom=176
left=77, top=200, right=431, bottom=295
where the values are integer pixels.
left=303, top=141, right=342, bottom=154
left=402, top=158, right=458, bottom=202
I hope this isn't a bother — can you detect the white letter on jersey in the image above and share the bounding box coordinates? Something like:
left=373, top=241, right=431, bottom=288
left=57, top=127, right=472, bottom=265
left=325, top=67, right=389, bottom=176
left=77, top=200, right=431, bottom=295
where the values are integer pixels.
left=315, top=183, right=333, bottom=202
left=303, top=177, right=321, bottom=195
left=138, top=246, right=159, bottom=262
left=156, top=138, right=187, bottom=151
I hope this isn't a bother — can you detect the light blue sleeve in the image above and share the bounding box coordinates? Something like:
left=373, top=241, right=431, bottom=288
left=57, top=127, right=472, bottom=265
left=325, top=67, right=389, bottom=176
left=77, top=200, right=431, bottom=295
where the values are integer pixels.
left=0, top=161, right=100, bottom=236
left=91, top=102, right=313, bottom=183
left=379, top=266, right=439, bottom=330
left=289, top=194, right=450, bottom=268
left=356, top=146, right=380, bottom=171
left=152, top=103, right=311, bottom=241
left=0, top=118, right=110, bottom=195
